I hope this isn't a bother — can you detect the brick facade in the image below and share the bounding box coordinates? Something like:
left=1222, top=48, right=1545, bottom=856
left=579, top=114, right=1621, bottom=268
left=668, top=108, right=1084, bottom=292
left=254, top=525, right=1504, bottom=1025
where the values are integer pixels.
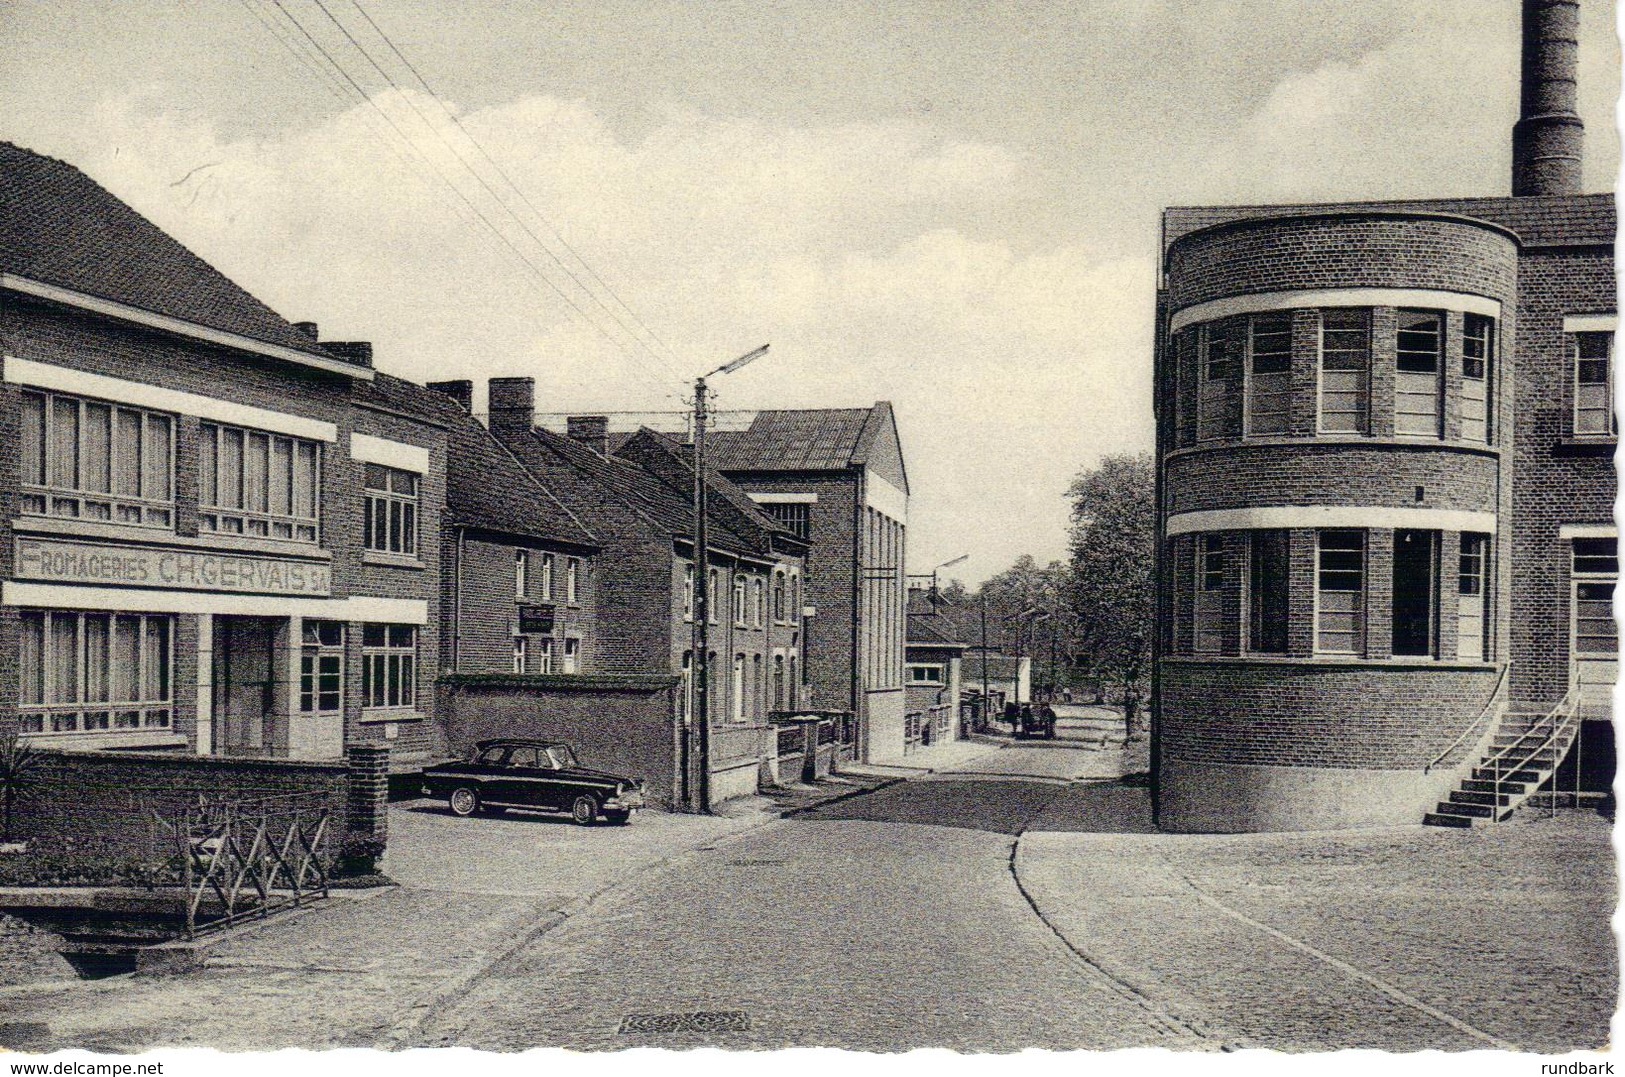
left=1154, top=197, right=1616, bottom=832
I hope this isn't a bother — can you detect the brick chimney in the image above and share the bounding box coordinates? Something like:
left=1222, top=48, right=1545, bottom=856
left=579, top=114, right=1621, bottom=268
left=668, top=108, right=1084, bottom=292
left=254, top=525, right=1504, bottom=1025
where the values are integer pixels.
left=426, top=380, right=473, bottom=413
left=487, top=377, right=536, bottom=436
left=566, top=415, right=610, bottom=455
left=321, top=341, right=373, bottom=368
left=293, top=321, right=320, bottom=341
left=1513, top=0, right=1584, bottom=196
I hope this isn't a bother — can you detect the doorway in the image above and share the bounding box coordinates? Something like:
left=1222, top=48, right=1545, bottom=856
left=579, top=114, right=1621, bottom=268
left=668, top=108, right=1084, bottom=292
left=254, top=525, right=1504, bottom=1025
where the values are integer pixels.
left=1392, top=530, right=1438, bottom=657
left=214, top=616, right=283, bottom=756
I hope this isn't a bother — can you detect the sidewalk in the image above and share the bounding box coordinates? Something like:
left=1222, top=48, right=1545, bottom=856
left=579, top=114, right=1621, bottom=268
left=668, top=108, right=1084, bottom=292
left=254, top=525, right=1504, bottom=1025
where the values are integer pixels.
left=837, top=738, right=1000, bottom=779
left=0, top=797, right=788, bottom=1052
left=1013, top=782, right=1615, bottom=1052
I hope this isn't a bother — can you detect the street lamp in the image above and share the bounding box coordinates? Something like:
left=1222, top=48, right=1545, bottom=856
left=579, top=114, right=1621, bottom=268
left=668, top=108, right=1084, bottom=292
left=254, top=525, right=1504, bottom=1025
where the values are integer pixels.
left=688, top=345, right=770, bottom=814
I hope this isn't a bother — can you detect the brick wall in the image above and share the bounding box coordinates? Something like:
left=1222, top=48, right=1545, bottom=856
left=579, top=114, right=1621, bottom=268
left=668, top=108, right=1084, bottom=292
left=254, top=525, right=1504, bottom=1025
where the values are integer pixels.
left=437, top=677, right=679, bottom=807
left=447, top=531, right=595, bottom=675
left=1160, top=659, right=1501, bottom=769
left=1166, top=444, right=1500, bottom=516
left=1165, top=214, right=1519, bottom=312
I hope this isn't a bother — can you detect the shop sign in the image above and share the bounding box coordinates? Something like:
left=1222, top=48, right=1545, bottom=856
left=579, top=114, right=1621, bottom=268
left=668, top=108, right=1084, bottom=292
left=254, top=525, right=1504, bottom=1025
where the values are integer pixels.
left=518, top=604, right=555, bottom=633
left=14, top=537, right=332, bottom=596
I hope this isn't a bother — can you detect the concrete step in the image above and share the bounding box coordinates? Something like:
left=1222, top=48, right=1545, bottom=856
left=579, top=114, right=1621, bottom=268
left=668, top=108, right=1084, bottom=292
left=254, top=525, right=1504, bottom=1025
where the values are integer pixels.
left=1472, top=767, right=1543, bottom=784
left=1423, top=811, right=1478, bottom=828
left=1461, top=778, right=1529, bottom=795
left=1448, top=789, right=1513, bottom=807
left=1435, top=800, right=1494, bottom=819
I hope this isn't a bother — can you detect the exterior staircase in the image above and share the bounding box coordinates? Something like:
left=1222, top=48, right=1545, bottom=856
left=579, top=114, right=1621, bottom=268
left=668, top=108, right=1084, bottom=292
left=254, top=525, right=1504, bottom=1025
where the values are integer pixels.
left=1424, top=689, right=1582, bottom=828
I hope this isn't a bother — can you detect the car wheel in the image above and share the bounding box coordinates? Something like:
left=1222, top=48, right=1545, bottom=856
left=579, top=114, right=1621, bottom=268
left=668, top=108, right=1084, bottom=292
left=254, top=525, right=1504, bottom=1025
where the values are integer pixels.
left=604, top=810, right=632, bottom=826
left=448, top=786, right=480, bottom=817
left=570, top=795, right=600, bottom=826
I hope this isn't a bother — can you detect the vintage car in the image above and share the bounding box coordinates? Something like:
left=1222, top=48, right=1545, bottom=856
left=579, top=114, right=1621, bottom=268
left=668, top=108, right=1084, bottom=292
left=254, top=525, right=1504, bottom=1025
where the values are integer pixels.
left=1013, top=706, right=1057, bottom=740
left=421, top=739, right=646, bottom=825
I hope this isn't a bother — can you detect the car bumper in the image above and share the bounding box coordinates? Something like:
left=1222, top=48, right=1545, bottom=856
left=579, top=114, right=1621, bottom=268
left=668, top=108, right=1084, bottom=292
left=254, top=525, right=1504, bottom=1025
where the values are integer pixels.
left=603, top=791, right=646, bottom=810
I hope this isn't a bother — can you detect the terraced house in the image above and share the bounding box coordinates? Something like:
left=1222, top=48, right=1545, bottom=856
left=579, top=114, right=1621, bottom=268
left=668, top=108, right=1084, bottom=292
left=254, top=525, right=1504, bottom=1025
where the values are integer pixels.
left=484, top=379, right=811, bottom=809
left=0, top=141, right=442, bottom=765
left=1152, top=0, right=1616, bottom=831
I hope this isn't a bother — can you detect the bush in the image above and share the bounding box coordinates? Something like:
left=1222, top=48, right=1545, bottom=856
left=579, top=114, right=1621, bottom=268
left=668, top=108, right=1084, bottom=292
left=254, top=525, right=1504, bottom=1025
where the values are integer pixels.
left=334, top=835, right=386, bottom=877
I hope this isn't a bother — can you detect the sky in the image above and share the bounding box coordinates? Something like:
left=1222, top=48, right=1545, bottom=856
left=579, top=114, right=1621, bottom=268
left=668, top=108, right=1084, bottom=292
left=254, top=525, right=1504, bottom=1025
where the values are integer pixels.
left=1, top=0, right=1619, bottom=585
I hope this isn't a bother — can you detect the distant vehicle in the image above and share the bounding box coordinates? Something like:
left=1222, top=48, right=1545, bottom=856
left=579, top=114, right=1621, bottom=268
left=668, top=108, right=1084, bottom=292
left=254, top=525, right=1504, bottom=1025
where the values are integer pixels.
left=1014, top=705, right=1057, bottom=740
left=420, top=738, right=645, bottom=825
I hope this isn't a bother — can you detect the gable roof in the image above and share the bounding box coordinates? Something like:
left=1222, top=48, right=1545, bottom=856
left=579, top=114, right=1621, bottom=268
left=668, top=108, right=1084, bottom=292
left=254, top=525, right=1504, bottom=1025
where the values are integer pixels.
left=0, top=142, right=353, bottom=365
left=705, top=406, right=879, bottom=472
left=616, top=429, right=804, bottom=550
left=907, top=591, right=968, bottom=648
left=355, top=374, right=596, bottom=548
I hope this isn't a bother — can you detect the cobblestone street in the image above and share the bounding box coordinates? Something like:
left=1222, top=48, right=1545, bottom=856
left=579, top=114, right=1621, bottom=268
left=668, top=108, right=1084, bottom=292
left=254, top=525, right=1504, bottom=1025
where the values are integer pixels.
left=0, top=740, right=1613, bottom=1053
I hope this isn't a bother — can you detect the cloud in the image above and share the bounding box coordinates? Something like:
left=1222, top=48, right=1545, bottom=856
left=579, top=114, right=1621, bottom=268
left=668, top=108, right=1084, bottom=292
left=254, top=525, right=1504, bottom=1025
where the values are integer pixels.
left=64, top=87, right=1141, bottom=581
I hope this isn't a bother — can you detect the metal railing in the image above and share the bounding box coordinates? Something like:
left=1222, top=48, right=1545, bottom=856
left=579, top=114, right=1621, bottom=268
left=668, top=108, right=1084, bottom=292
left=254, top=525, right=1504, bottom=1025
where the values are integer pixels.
left=1476, top=685, right=1582, bottom=823
left=153, top=792, right=331, bottom=938
left=1425, top=664, right=1509, bottom=775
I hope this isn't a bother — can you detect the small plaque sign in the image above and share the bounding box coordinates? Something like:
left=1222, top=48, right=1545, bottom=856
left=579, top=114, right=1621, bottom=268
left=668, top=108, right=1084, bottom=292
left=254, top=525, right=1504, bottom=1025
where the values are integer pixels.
left=518, top=604, right=556, bottom=633
left=15, top=536, right=332, bottom=596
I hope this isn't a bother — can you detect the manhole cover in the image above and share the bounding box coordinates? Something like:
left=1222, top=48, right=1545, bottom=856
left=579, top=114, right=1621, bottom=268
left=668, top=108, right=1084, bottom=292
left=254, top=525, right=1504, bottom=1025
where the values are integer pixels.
left=619, top=1011, right=751, bottom=1034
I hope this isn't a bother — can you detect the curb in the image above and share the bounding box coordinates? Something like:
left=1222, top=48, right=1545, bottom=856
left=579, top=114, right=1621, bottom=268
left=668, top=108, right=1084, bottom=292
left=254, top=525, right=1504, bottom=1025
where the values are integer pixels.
left=776, top=775, right=904, bottom=818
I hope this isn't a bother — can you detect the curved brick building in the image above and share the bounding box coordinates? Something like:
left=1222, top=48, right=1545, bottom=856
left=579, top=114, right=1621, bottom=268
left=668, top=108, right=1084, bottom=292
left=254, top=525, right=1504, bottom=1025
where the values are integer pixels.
left=1151, top=0, right=1616, bottom=831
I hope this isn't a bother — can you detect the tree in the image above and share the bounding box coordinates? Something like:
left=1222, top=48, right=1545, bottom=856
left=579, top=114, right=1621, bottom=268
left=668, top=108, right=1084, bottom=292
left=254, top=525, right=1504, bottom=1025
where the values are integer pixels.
left=1067, top=452, right=1156, bottom=735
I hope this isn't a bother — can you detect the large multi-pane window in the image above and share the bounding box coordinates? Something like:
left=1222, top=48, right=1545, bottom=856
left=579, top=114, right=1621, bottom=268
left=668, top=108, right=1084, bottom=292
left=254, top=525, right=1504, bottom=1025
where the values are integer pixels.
left=17, top=611, right=172, bottom=734
left=1194, top=535, right=1226, bottom=654
left=1318, top=308, right=1370, bottom=434
left=19, top=391, right=174, bottom=526
left=200, top=423, right=319, bottom=541
left=1392, top=529, right=1439, bottom=657
left=1574, top=332, right=1614, bottom=436
left=361, top=624, right=416, bottom=710
left=362, top=464, right=418, bottom=555
left=1458, top=534, right=1489, bottom=660
left=1572, top=538, right=1618, bottom=714
left=1394, top=310, right=1443, bottom=437
left=300, top=621, right=344, bottom=714
left=1246, top=313, right=1292, bottom=435
left=1197, top=320, right=1239, bottom=441
left=1316, top=530, right=1365, bottom=655
left=1247, top=530, right=1289, bottom=654
left=1461, top=314, right=1495, bottom=443
left=763, top=501, right=811, bottom=540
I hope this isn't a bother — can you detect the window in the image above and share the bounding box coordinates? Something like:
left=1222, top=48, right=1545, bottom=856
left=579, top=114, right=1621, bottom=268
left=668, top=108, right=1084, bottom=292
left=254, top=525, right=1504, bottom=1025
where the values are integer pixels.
left=533, top=638, right=554, bottom=674
left=908, top=664, right=946, bottom=685
left=362, top=464, right=418, bottom=555
left=300, top=621, right=344, bottom=714
left=539, top=553, right=555, bottom=600
left=709, top=569, right=719, bottom=623
left=17, top=611, right=172, bottom=734
left=1462, top=314, right=1495, bottom=443
left=773, top=571, right=787, bottom=622
left=1395, top=310, right=1443, bottom=437
left=512, top=636, right=528, bottom=674
left=1574, top=332, right=1614, bottom=436
left=791, top=573, right=801, bottom=623
left=562, top=637, right=580, bottom=674
left=1458, top=533, right=1489, bottom=660
left=731, top=653, right=745, bottom=721
left=1316, top=530, right=1365, bottom=655
left=19, top=391, right=174, bottom=526
left=773, top=654, right=787, bottom=708
left=1319, top=308, right=1370, bottom=434
left=361, top=624, right=416, bottom=710
left=1197, top=320, right=1240, bottom=441
left=515, top=550, right=528, bottom=599
left=684, top=565, right=695, bottom=620
left=753, top=580, right=765, bottom=627
left=679, top=651, right=692, bottom=724
left=1570, top=538, right=1617, bottom=712
left=1246, top=313, right=1292, bottom=435
left=565, top=557, right=580, bottom=604
left=788, top=655, right=798, bottom=707
left=1392, top=530, right=1439, bottom=657
left=1573, top=537, right=1619, bottom=576
left=1248, top=530, right=1289, bottom=654
left=1174, top=327, right=1200, bottom=447
left=763, top=501, right=811, bottom=540
left=732, top=575, right=748, bottom=626
left=200, top=423, right=319, bottom=541
left=1194, top=534, right=1225, bottom=654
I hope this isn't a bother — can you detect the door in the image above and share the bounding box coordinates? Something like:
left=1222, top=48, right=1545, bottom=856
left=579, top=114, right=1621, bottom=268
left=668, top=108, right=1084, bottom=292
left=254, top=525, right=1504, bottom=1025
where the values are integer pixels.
left=1571, top=538, right=1618, bottom=719
left=1392, top=530, right=1438, bottom=657
left=215, top=617, right=279, bottom=755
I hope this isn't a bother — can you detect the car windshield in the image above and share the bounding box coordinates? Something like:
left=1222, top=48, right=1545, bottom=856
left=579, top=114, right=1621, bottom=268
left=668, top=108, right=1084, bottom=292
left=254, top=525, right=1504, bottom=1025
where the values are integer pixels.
left=547, top=746, right=577, bottom=769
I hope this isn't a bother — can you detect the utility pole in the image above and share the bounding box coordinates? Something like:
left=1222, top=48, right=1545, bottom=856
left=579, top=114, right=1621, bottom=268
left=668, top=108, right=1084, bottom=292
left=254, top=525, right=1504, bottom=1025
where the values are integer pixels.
left=689, top=345, right=770, bottom=814
left=979, top=591, right=990, bottom=730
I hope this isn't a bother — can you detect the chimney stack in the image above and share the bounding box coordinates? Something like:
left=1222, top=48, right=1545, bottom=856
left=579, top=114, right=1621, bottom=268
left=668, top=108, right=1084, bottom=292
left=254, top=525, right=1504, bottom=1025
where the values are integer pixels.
left=426, top=379, right=473, bottom=413
left=293, top=321, right=320, bottom=341
left=487, top=377, right=536, bottom=436
left=321, top=341, right=373, bottom=368
left=1513, top=0, right=1585, bottom=196
left=566, top=415, right=610, bottom=456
